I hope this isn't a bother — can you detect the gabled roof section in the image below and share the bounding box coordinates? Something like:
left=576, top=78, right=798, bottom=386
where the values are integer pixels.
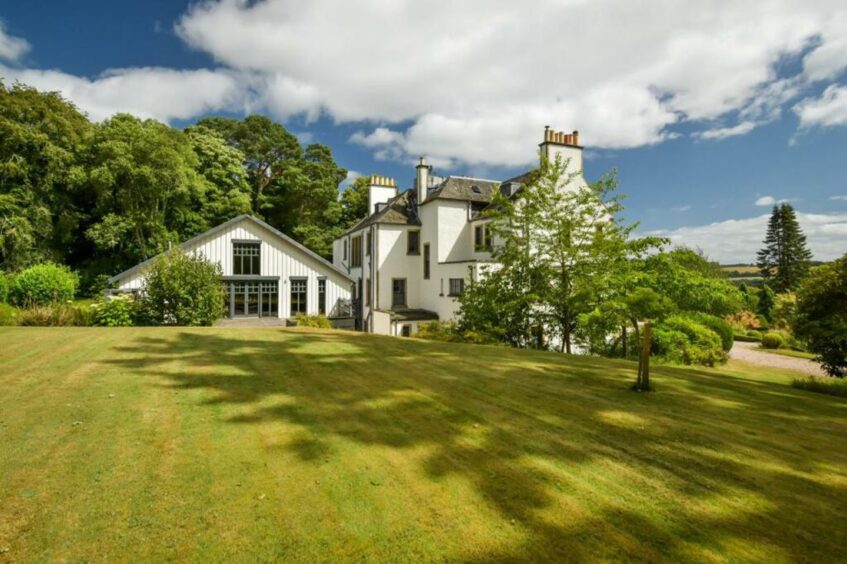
left=346, top=189, right=421, bottom=234
left=108, top=214, right=354, bottom=284
left=423, top=176, right=500, bottom=204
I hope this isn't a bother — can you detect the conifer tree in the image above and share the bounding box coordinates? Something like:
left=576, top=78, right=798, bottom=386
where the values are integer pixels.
left=756, top=204, right=812, bottom=292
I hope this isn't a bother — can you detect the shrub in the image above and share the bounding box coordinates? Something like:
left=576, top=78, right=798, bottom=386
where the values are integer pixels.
left=725, top=310, right=761, bottom=331
left=417, top=321, right=461, bottom=342
left=17, top=303, right=93, bottom=326
left=294, top=313, right=332, bottom=329
left=792, top=377, right=847, bottom=398
left=0, top=303, right=19, bottom=326
left=92, top=296, right=136, bottom=327
left=11, top=263, right=79, bottom=306
left=761, top=332, right=783, bottom=349
left=690, top=312, right=734, bottom=352
left=654, top=315, right=726, bottom=366
left=139, top=250, right=225, bottom=326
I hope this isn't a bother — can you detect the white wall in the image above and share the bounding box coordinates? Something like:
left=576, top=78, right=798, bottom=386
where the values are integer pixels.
left=114, top=217, right=352, bottom=318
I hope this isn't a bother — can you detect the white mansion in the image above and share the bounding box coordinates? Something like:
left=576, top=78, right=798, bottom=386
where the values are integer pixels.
left=332, top=127, right=587, bottom=336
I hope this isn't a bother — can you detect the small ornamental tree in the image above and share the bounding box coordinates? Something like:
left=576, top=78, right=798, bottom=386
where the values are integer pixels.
left=11, top=263, right=78, bottom=305
left=139, top=250, right=225, bottom=326
left=794, top=255, right=847, bottom=378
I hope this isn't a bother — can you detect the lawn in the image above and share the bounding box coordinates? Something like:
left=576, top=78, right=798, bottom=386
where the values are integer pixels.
left=1, top=328, right=846, bottom=561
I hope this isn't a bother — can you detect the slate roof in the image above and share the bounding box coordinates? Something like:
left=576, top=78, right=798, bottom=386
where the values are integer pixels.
left=423, top=176, right=500, bottom=204
left=347, top=189, right=420, bottom=234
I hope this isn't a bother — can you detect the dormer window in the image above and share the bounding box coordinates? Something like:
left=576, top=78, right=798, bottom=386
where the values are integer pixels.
left=233, top=242, right=260, bottom=275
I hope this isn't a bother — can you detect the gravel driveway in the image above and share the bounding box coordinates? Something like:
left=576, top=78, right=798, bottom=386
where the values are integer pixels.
left=729, top=341, right=825, bottom=376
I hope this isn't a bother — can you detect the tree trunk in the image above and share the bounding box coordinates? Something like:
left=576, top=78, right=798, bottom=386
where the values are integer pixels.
left=621, top=325, right=627, bottom=358
left=634, top=321, right=652, bottom=391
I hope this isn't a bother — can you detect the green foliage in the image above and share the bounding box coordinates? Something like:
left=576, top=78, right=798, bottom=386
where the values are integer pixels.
left=17, top=303, right=92, bottom=326
left=761, top=332, right=784, bottom=349
left=92, top=296, right=136, bottom=327
left=772, top=292, right=797, bottom=330
left=757, top=284, right=775, bottom=321
left=416, top=321, right=501, bottom=345
left=654, top=315, right=726, bottom=366
left=641, top=249, right=743, bottom=317
left=11, top=263, right=78, bottom=305
left=294, top=313, right=332, bottom=329
left=139, top=250, right=225, bottom=326
left=688, top=312, right=734, bottom=352
left=757, top=204, right=812, bottom=292
left=0, top=302, right=19, bottom=325
left=794, top=255, right=847, bottom=377
left=0, top=82, right=91, bottom=270
left=0, top=271, right=10, bottom=303
left=459, top=156, right=664, bottom=353
left=339, top=175, right=371, bottom=227
left=791, top=376, right=847, bottom=398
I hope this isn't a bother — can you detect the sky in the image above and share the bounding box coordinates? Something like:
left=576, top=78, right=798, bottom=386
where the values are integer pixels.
left=0, top=0, right=845, bottom=263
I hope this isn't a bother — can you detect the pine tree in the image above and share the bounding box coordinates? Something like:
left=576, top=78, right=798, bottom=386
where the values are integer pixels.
left=756, top=204, right=812, bottom=292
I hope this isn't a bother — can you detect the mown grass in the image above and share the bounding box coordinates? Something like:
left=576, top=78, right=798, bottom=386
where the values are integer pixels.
left=1, top=327, right=846, bottom=561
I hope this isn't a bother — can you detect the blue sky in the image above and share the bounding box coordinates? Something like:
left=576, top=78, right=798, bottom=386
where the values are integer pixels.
left=1, top=0, right=846, bottom=262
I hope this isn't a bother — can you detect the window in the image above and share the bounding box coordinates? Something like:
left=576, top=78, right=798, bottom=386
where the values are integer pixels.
left=290, top=278, right=307, bottom=316
left=365, top=278, right=371, bottom=306
left=474, top=225, right=491, bottom=252
left=351, top=235, right=362, bottom=267
left=233, top=242, right=260, bottom=275
left=423, top=243, right=430, bottom=280
left=366, top=231, right=372, bottom=256
left=392, top=278, right=406, bottom=308
left=407, top=230, right=420, bottom=255
left=401, top=325, right=412, bottom=337
left=448, top=278, right=464, bottom=297
left=318, top=278, right=326, bottom=315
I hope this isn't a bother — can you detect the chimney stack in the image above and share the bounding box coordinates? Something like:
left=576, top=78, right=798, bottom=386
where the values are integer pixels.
left=416, top=156, right=430, bottom=204
left=538, top=126, right=585, bottom=178
left=367, top=174, right=397, bottom=215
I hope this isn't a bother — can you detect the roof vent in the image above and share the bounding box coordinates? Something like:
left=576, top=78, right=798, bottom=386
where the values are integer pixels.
left=471, top=185, right=481, bottom=194
left=500, top=181, right=520, bottom=198
left=375, top=202, right=389, bottom=214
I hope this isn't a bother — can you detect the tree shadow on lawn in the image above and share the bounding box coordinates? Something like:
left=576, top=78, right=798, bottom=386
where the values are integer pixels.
left=102, top=329, right=847, bottom=561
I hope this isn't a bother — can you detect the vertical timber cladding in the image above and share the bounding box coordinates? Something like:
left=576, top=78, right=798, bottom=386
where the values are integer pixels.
left=109, top=216, right=354, bottom=320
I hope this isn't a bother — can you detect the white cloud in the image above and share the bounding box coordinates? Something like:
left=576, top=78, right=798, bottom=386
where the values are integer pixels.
left=831, top=195, right=847, bottom=201
left=0, top=64, right=247, bottom=122
left=0, top=23, right=30, bottom=62
left=4, top=1, right=847, bottom=162
left=794, top=84, right=847, bottom=129
left=694, top=121, right=758, bottom=140
left=340, top=170, right=362, bottom=189
left=671, top=205, right=691, bottom=212
left=173, top=0, right=847, bottom=167
left=755, top=196, right=776, bottom=206
left=802, top=13, right=847, bottom=81
left=648, top=212, right=847, bottom=263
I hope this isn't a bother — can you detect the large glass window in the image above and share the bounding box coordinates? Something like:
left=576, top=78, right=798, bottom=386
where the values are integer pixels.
left=318, top=278, right=326, bottom=315
left=407, top=231, right=420, bottom=255
left=392, top=278, right=406, bottom=307
left=448, top=278, right=465, bottom=297
left=290, top=278, right=307, bottom=316
left=229, top=281, right=277, bottom=317
left=423, top=243, right=430, bottom=280
left=233, top=242, right=260, bottom=275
